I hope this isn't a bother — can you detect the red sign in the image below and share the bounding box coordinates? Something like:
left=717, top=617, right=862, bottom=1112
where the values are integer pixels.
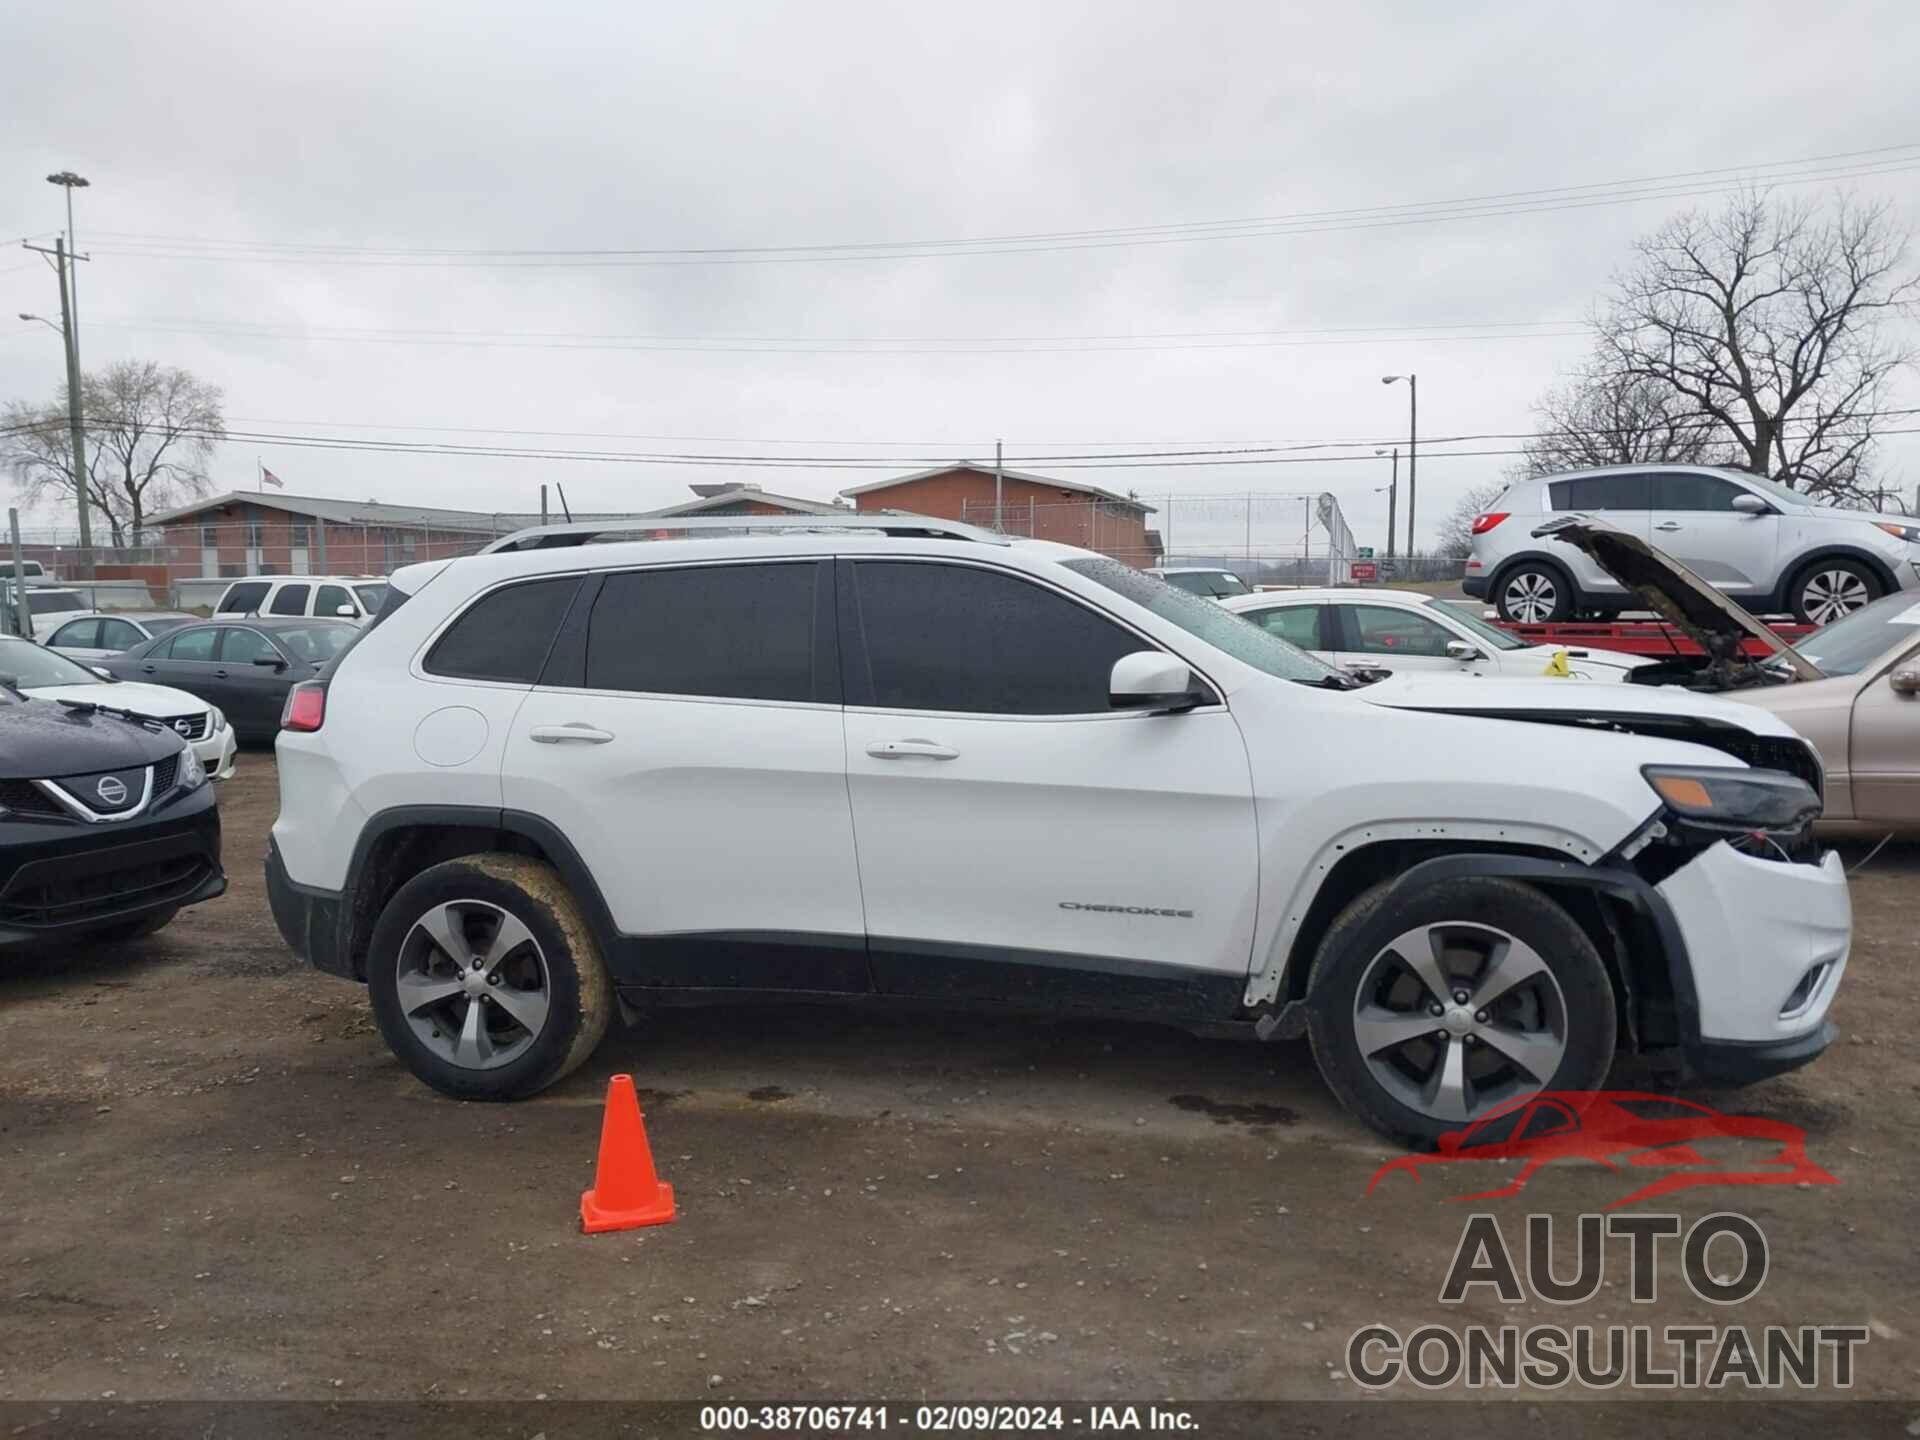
left=1350, top=562, right=1378, bottom=581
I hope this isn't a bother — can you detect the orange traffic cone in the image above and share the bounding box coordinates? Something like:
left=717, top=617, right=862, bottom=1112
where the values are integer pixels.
left=580, top=1073, right=677, bottom=1233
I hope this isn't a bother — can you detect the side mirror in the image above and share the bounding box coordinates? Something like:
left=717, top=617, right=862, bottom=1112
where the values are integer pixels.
left=1109, top=651, right=1199, bottom=711
left=1730, top=493, right=1772, bottom=516
left=335, top=604, right=356, bottom=618
left=90, top=666, right=115, bottom=681
left=1445, top=640, right=1484, bottom=662
left=252, top=655, right=288, bottom=670
left=1891, top=670, right=1920, bottom=697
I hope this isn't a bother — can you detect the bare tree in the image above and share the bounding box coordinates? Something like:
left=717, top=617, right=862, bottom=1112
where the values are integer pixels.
left=1589, top=189, right=1916, bottom=502
left=1434, top=479, right=1511, bottom=558
left=1513, top=364, right=1726, bottom=479
left=2, top=361, right=225, bottom=544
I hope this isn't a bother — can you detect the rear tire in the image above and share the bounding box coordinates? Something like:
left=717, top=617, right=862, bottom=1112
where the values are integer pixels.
left=1788, top=559, right=1883, bottom=625
left=1494, top=563, right=1573, bottom=624
left=367, top=854, right=612, bottom=1101
left=1307, top=875, right=1616, bottom=1149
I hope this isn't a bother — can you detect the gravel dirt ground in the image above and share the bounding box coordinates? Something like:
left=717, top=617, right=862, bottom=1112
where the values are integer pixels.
left=2, top=755, right=1915, bottom=1425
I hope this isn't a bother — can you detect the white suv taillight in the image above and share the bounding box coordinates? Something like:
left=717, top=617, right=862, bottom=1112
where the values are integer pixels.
left=282, top=681, right=327, bottom=732
left=1471, top=512, right=1510, bottom=535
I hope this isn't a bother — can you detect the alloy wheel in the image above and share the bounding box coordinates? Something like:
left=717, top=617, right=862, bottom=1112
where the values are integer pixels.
left=395, top=899, right=552, bottom=1070
left=1350, top=922, right=1568, bottom=1123
left=1501, top=572, right=1558, bottom=623
left=1800, top=569, right=1872, bottom=624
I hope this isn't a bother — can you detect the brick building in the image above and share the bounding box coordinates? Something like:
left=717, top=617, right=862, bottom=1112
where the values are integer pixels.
left=838, top=464, right=1156, bottom=566
left=145, top=492, right=529, bottom=578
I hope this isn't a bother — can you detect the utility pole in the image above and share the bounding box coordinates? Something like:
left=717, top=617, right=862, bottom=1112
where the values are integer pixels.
left=46, top=172, right=89, bottom=329
left=1382, top=374, right=1417, bottom=555
left=23, top=237, right=94, bottom=579
left=8, top=509, right=31, bottom=639
left=993, top=440, right=1004, bottom=532
left=1375, top=447, right=1399, bottom=557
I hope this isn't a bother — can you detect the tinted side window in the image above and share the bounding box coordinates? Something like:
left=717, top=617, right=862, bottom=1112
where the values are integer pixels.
left=218, top=628, right=280, bottom=663
left=1250, top=605, right=1325, bottom=650
left=1547, top=473, right=1651, bottom=510
left=165, top=627, right=218, bottom=661
left=585, top=563, right=825, bottom=703
left=849, top=561, right=1141, bottom=715
left=50, top=619, right=98, bottom=649
left=1651, top=472, right=1743, bottom=511
left=99, top=618, right=142, bottom=649
left=315, top=584, right=353, bottom=617
left=268, top=583, right=310, bottom=616
left=1346, top=604, right=1456, bottom=658
left=219, top=581, right=270, bottom=614
left=426, top=577, right=581, bottom=684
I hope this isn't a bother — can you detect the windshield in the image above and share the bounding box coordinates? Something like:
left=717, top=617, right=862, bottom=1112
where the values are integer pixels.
left=26, top=590, right=86, bottom=615
left=1430, top=598, right=1528, bottom=651
left=1719, top=470, right=1816, bottom=510
left=353, top=584, right=389, bottom=612
left=1064, top=557, right=1345, bottom=684
left=1795, top=591, right=1920, bottom=677
left=1160, top=570, right=1251, bottom=598
left=0, top=637, right=102, bottom=688
left=273, top=624, right=358, bottom=663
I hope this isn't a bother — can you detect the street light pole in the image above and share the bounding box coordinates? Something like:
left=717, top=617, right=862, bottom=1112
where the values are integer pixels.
left=1374, top=446, right=1399, bottom=558
left=46, top=172, right=89, bottom=329
left=1382, top=374, right=1417, bottom=554
left=20, top=238, right=94, bottom=578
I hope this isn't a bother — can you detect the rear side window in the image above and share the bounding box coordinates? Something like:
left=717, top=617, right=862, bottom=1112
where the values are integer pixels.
left=1249, top=605, right=1324, bottom=650
left=219, top=581, right=270, bottom=613
left=1650, top=471, right=1744, bottom=511
left=584, top=563, right=826, bottom=702
left=427, top=577, right=581, bottom=684
left=848, top=560, right=1141, bottom=715
left=1546, top=473, right=1652, bottom=511
left=164, top=627, right=218, bottom=661
left=218, top=628, right=280, bottom=663
left=268, top=583, right=310, bottom=616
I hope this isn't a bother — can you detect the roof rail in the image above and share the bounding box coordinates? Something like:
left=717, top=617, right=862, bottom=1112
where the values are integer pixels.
left=480, top=512, right=1011, bottom=554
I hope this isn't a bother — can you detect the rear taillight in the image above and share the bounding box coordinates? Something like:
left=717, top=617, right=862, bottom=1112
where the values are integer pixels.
left=1471, top=512, right=1510, bottom=535
left=282, top=681, right=327, bottom=732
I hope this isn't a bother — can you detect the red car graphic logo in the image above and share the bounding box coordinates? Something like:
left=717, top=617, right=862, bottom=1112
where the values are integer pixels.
left=1366, top=1091, right=1836, bottom=1209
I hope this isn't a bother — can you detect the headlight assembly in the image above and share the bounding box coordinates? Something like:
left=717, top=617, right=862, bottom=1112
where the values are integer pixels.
left=1643, top=765, right=1820, bottom=831
left=1873, top=520, right=1920, bottom=543
left=176, top=741, right=207, bottom=792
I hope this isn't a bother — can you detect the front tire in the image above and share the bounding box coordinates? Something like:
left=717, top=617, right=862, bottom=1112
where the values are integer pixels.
left=367, top=855, right=612, bottom=1101
left=1789, top=559, right=1882, bottom=625
left=1307, top=876, right=1616, bottom=1149
left=1494, top=564, right=1573, bottom=624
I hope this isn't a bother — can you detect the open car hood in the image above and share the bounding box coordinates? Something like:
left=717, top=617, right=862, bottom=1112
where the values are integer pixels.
left=1533, top=516, right=1823, bottom=683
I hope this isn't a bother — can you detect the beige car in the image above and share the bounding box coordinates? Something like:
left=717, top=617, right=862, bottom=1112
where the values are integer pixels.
left=1738, top=594, right=1920, bottom=832
left=1539, top=517, right=1920, bottom=833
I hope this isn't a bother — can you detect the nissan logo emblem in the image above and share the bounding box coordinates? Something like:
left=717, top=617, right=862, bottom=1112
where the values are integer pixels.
left=94, top=775, right=129, bottom=806
left=174, top=718, right=193, bottom=735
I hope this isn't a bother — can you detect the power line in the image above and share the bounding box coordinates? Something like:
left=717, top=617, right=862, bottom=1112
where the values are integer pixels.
left=77, top=315, right=1594, bottom=355
left=76, top=147, right=1920, bottom=268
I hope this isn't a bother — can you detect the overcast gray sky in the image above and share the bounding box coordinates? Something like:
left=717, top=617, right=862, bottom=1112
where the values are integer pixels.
left=4, top=0, right=1918, bottom=551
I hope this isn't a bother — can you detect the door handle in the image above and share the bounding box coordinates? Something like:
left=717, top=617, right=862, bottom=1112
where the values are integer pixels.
left=141, top=665, right=156, bottom=674
left=1653, top=522, right=1682, bottom=532
left=214, top=669, right=230, bottom=678
left=530, top=723, right=615, bottom=745
left=867, top=738, right=959, bottom=760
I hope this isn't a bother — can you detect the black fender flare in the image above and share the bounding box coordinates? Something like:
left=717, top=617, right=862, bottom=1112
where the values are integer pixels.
left=1300, top=851, right=1702, bottom=1048
left=1777, top=546, right=1900, bottom=610
left=340, top=804, right=622, bottom=973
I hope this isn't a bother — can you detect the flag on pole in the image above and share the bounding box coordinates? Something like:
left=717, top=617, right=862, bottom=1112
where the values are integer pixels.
left=261, top=466, right=285, bottom=489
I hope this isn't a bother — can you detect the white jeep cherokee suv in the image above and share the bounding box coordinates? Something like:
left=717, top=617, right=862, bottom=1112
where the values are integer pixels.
left=267, top=517, right=1851, bottom=1146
